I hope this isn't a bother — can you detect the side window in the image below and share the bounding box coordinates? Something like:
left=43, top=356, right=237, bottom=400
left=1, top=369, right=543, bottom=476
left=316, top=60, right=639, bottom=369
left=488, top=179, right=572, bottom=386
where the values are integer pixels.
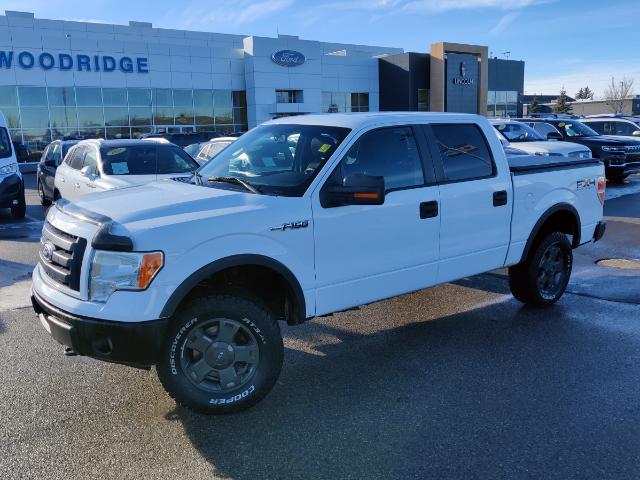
left=616, top=121, right=637, bottom=136
left=431, top=124, right=494, bottom=182
left=82, top=147, right=99, bottom=175
left=51, top=144, right=62, bottom=165
left=587, top=122, right=605, bottom=134
left=329, top=127, right=424, bottom=192
left=69, top=146, right=86, bottom=170
left=197, top=144, right=211, bottom=160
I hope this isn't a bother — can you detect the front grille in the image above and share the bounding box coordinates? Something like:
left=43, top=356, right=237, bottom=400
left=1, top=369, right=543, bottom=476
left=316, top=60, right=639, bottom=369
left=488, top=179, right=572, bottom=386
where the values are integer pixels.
left=39, top=221, right=87, bottom=291
left=625, top=145, right=640, bottom=154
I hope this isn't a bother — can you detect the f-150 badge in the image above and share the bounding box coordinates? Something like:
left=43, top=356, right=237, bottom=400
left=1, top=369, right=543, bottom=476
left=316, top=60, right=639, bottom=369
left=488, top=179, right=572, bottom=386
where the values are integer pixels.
left=577, top=178, right=594, bottom=190
left=271, top=220, right=309, bottom=231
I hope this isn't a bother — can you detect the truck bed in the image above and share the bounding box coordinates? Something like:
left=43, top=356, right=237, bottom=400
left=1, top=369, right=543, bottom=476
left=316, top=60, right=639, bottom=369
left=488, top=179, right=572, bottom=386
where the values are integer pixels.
left=508, top=155, right=601, bottom=174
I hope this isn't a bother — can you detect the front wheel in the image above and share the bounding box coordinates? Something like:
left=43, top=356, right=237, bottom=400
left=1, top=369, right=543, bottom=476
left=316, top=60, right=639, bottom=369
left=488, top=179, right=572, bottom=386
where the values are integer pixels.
left=157, top=294, right=284, bottom=414
left=509, top=232, right=573, bottom=307
left=10, top=187, right=26, bottom=220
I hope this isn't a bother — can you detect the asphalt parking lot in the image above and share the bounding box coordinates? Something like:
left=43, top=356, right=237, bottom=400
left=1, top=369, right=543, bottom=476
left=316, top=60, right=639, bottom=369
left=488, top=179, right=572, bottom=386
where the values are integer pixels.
left=1, top=174, right=639, bottom=479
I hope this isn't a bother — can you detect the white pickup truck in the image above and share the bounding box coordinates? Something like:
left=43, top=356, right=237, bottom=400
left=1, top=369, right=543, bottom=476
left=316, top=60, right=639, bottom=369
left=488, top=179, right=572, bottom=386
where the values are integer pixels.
left=32, top=113, right=607, bottom=414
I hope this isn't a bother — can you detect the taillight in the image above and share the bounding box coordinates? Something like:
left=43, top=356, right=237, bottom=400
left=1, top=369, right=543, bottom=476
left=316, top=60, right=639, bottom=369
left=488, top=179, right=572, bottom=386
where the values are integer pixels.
left=597, top=176, right=606, bottom=205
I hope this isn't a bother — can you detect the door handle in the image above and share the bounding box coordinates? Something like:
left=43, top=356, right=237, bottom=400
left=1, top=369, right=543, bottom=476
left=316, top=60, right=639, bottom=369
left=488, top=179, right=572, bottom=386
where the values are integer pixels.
left=87, top=183, right=96, bottom=189
left=420, top=201, right=438, bottom=219
left=493, top=190, right=508, bottom=207
left=74, top=182, right=80, bottom=189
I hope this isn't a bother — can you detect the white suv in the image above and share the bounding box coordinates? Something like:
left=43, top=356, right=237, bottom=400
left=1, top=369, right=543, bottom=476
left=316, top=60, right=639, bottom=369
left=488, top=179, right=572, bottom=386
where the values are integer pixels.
left=54, top=139, right=199, bottom=201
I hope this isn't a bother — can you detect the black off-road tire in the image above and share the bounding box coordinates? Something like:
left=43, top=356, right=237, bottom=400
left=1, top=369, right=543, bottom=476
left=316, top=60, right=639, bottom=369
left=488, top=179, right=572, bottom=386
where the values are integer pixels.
left=509, top=232, right=573, bottom=307
left=10, top=187, right=26, bottom=220
left=157, top=294, right=284, bottom=414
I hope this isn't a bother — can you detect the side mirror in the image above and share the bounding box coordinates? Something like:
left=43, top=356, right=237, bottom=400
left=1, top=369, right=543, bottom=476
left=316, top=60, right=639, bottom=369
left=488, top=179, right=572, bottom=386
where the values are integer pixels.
left=321, top=174, right=385, bottom=208
left=80, top=165, right=96, bottom=178
left=547, top=131, right=563, bottom=141
left=632, top=130, right=640, bottom=137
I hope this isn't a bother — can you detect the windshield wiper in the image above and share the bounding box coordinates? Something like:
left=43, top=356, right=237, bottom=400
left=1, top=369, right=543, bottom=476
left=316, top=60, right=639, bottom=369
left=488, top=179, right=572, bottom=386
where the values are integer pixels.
left=207, top=176, right=260, bottom=194
left=192, top=172, right=204, bottom=185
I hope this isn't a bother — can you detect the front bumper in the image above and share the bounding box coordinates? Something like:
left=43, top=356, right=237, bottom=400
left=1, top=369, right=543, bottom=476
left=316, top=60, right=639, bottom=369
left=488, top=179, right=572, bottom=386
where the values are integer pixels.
left=603, top=155, right=640, bottom=177
left=0, top=173, right=23, bottom=208
left=31, top=290, right=169, bottom=368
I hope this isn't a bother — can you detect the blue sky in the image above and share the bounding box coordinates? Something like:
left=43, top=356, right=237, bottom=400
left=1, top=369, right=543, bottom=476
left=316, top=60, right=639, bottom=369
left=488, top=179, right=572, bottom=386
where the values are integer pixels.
left=3, top=0, right=639, bottom=98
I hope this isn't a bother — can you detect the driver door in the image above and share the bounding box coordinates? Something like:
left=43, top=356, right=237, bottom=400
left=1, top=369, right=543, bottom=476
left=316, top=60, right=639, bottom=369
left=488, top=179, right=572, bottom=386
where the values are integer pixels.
left=312, top=125, right=440, bottom=316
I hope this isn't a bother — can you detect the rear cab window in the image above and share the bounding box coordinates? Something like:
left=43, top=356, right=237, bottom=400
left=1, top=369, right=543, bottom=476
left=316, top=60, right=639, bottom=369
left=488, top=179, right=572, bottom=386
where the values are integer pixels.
left=0, top=127, right=13, bottom=159
left=429, top=124, right=495, bottom=182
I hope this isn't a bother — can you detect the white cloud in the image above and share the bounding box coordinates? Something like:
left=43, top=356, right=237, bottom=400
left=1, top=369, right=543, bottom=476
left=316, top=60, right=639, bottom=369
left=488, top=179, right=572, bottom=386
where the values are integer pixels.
left=489, top=11, right=520, bottom=35
left=171, top=0, right=294, bottom=30
left=402, top=0, right=547, bottom=13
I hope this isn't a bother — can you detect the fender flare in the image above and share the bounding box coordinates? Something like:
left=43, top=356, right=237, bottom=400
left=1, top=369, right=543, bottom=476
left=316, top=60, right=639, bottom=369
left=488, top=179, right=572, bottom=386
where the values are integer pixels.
left=519, top=203, right=581, bottom=263
left=159, top=254, right=307, bottom=324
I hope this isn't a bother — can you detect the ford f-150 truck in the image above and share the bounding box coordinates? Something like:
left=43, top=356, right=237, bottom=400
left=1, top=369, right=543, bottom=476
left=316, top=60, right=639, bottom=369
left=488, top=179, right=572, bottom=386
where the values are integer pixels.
left=31, top=113, right=607, bottom=414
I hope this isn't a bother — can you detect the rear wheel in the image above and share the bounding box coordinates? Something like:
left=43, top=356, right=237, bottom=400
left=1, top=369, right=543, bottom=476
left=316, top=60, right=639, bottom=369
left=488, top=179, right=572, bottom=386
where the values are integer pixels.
left=509, top=232, right=573, bottom=307
left=157, top=294, right=284, bottom=414
left=38, top=180, right=52, bottom=206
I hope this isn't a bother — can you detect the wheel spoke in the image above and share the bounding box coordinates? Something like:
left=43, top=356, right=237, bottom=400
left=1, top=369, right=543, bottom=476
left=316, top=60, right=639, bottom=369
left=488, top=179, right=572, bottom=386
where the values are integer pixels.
left=218, top=366, right=240, bottom=388
left=187, top=358, right=214, bottom=383
left=234, top=344, right=258, bottom=364
left=216, top=320, right=241, bottom=344
left=186, top=329, right=214, bottom=354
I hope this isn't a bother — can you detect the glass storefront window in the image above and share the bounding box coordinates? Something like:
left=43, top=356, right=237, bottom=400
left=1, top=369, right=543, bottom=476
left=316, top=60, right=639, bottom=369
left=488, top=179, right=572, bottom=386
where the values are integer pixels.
left=128, top=88, right=152, bottom=106
left=154, top=106, right=174, bottom=125
left=214, top=108, right=232, bottom=125
left=78, top=127, right=105, bottom=139
left=131, top=127, right=152, bottom=139
left=104, top=106, right=129, bottom=126
left=323, top=92, right=368, bottom=113
left=194, top=90, right=214, bottom=125
left=213, top=90, right=232, bottom=109
left=129, top=106, right=152, bottom=126
left=50, top=107, right=78, bottom=129
left=77, top=107, right=104, bottom=127
left=18, top=86, right=47, bottom=106
left=233, top=108, right=247, bottom=125
left=233, top=91, right=246, bottom=108
left=417, top=89, right=429, bottom=111
left=51, top=128, right=80, bottom=140
left=76, top=87, right=102, bottom=106
left=22, top=129, right=51, bottom=161
left=103, top=88, right=127, bottom=106
left=48, top=87, right=76, bottom=107
left=2, top=108, right=21, bottom=128
left=20, top=108, right=49, bottom=128
left=174, top=90, right=194, bottom=125
left=0, top=86, right=18, bottom=106
left=105, top=127, right=130, bottom=139
left=154, top=88, right=173, bottom=106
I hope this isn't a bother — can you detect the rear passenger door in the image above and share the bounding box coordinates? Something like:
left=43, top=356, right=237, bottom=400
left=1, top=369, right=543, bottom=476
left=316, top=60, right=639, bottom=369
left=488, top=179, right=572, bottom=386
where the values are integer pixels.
left=312, top=125, right=440, bottom=315
left=424, top=123, right=512, bottom=283
left=56, top=146, right=85, bottom=200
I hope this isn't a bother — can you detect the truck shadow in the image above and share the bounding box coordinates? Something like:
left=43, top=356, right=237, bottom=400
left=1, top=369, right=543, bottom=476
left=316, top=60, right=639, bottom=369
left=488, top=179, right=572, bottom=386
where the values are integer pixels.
left=168, top=290, right=640, bottom=479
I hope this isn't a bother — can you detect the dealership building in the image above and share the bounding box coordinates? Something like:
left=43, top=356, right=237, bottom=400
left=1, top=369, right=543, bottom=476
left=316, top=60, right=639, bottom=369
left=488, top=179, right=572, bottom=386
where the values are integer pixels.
left=0, top=10, right=525, bottom=163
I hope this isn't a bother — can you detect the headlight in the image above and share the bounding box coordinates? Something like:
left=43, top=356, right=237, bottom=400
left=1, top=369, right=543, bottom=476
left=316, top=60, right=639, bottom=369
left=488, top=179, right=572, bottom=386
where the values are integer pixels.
left=0, top=163, right=18, bottom=175
left=89, top=250, right=163, bottom=302
left=534, top=152, right=550, bottom=156
left=601, top=146, right=625, bottom=153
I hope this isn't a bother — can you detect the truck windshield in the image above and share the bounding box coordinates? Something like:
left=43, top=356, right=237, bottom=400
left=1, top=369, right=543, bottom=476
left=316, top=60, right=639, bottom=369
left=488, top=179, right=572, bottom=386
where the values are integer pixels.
left=0, top=127, right=12, bottom=159
left=197, top=124, right=351, bottom=196
left=554, top=121, right=599, bottom=138
left=493, top=122, right=545, bottom=142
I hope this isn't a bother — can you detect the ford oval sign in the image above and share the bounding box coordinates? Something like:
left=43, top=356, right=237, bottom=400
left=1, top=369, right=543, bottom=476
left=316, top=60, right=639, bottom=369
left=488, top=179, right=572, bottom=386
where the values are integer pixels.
left=271, top=50, right=305, bottom=67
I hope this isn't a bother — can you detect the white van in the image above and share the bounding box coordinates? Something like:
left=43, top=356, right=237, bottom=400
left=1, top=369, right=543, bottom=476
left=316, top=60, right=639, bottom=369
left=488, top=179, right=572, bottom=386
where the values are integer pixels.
left=0, top=111, right=26, bottom=219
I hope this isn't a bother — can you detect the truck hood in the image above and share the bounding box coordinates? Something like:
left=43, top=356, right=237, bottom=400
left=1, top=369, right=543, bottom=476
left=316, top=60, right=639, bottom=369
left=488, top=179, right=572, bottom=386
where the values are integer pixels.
left=508, top=140, right=589, bottom=156
left=104, top=173, right=192, bottom=189
left=574, top=135, right=640, bottom=147
left=70, top=179, right=263, bottom=226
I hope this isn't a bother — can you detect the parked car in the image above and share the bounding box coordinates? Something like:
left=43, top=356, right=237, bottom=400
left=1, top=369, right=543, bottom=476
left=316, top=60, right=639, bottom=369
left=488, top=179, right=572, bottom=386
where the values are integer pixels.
left=193, top=137, right=237, bottom=165
left=54, top=139, right=199, bottom=201
left=143, top=132, right=219, bottom=148
left=491, top=120, right=591, bottom=159
left=0, top=112, right=25, bottom=219
left=37, top=139, right=82, bottom=205
left=580, top=117, right=640, bottom=139
left=517, top=117, right=640, bottom=182
left=32, top=112, right=607, bottom=414
left=183, top=142, right=205, bottom=158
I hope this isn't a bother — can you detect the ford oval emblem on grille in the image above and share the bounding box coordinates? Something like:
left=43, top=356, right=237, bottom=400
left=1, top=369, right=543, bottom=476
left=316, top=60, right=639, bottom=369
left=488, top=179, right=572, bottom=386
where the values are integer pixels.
left=271, top=50, right=305, bottom=67
left=42, top=242, right=55, bottom=262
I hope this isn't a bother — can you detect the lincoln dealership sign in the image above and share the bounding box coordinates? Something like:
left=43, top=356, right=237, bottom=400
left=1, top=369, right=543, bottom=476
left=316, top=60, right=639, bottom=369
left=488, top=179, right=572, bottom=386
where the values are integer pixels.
left=271, top=50, right=305, bottom=67
left=452, top=61, right=474, bottom=85
left=0, top=50, right=149, bottom=73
